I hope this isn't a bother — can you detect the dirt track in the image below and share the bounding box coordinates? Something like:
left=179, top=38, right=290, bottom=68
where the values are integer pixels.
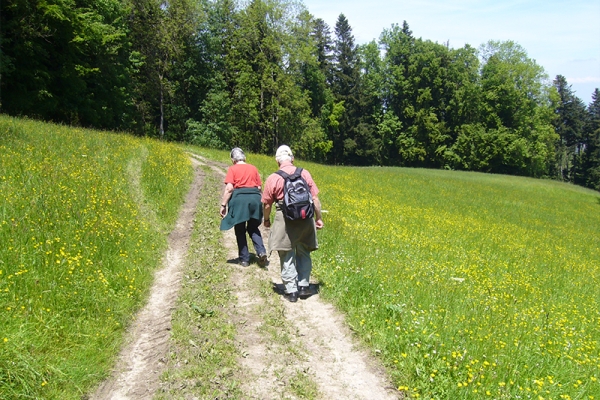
left=90, top=155, right=398, bottom=399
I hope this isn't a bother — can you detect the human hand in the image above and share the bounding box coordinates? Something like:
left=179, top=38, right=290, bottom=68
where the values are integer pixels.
left=220, top=205, right=227, bottom=218
left=264, top=219, right=271, bottom=228
left=315, top=219, right=324, bottom=230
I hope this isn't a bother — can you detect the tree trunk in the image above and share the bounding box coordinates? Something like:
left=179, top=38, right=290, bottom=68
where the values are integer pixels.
left=159, top=74, right=165, bottom=137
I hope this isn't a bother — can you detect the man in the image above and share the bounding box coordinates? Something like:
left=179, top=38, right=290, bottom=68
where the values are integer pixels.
left=262, top=145, right=324, bottom=302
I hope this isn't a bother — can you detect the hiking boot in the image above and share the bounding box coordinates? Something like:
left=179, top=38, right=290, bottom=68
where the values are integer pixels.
left=284, top=291, right=298, bottom=303
left=240, top=260, right=249, bottom=267
left=298, top=285, right=310, bottom=299
left=257, top=253, right=268, bottom=267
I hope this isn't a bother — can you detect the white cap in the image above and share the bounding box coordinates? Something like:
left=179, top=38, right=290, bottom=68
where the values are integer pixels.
left=275, top=145, right=293, bottom=163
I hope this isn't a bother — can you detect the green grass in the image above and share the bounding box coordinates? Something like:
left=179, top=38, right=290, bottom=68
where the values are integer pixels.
left=4, top=127, right=599, bottom=399
left=157, top=166, right=244, bottom=399
left=308, top=166, right=600, bottom=399
left=190, top=146, right=600, bottom=398
left=135, top=145, right=600, bottom=398
left=0, top=116, right=193, bottom=399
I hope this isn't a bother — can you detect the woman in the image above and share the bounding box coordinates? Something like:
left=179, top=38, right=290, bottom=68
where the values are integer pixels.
left=220, top=148, right=267, bottom=267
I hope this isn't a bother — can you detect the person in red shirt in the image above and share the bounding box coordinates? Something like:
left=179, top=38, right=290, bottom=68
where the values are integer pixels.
left=262, top=145, right=323, bottom=302
left=220, top=148, right=267, bottom=267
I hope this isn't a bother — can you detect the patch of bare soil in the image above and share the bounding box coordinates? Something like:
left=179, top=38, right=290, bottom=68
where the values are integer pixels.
left=90, top=158, right=203, bottom=400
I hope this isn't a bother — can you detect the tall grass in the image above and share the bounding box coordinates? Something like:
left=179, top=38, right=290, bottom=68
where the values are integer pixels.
left=311, top=166, right=600, bottom=399
left=0, top=116, right=193, bottom=399
left=185, top=146, right=600, bottom=398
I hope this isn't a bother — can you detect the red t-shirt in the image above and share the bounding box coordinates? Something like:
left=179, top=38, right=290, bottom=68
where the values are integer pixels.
left=224, top=163, right=262, bottom=188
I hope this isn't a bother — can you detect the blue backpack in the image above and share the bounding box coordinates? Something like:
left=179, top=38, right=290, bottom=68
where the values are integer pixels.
left=276, top=168, right=314, bottom=220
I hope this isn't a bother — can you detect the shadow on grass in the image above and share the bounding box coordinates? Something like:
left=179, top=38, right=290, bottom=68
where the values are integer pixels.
left=226, top=253, right=270, bottom=268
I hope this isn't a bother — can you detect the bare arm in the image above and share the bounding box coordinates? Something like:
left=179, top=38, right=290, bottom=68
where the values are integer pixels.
left=220, top=183, right=234, bottom=218
left=263, top=202, right=272, bottom=228
left=313, top=196, right=323, bottom=229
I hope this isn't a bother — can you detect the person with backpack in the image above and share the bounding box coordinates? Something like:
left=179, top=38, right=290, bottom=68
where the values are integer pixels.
left=262, top=145, right=324, bottom=303
left=220, top=148, right=268, bottom=267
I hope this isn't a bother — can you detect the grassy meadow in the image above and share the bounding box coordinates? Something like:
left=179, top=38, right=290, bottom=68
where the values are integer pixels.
left=0, top=116, right=193, bottom=398
left=198, top=147, right=600, bottom=399
left=311, top=166, right=599, bottom=399
left=2, top=129, right=599, bottom=399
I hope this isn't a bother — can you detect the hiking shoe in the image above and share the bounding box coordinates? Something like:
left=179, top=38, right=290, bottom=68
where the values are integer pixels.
left=298, top=285, right=310, bottom=298
left=284, top=291, right=298, bottom=303
left=257, top=253, right=268, bottom=267
left=240, top=260, right=249, bottom=267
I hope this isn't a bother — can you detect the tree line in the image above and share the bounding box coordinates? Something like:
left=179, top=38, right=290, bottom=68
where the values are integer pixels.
left=1, top=0, right=599, bottom=189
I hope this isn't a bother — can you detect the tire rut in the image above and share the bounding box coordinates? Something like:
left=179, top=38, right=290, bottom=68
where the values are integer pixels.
left=90, top=158, right=204, bottom=400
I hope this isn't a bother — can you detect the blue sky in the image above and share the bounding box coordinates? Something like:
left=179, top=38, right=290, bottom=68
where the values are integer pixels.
left=301, top=0, right=600, bottom=105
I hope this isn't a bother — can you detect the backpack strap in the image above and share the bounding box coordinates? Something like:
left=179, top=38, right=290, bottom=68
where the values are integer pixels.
left=275, top=170, right=289, bottom=180
left=275, top=167, right=303, bottom=180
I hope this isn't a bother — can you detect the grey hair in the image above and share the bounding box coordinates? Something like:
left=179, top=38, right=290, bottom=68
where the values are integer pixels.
left=230, top=147, right=246, bottom=162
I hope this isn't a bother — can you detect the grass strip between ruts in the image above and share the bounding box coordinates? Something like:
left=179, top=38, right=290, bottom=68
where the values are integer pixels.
left=157, top=165, right=244, bottom=398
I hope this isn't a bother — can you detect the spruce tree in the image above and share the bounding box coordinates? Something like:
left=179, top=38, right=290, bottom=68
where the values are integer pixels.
left=332, top=14, right=360, bottom=164
left=584, top=89, right=600, bottom=190
left=313, top=18, right=334, bottom=86
left=553, top=75, right=588, bottom=182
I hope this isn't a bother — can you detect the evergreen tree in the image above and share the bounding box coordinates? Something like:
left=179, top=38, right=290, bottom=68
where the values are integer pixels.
left=0, top=0, right=132, bottom=129
left=126, top=0, right=199, bottom=137
left=552, top=75, right=588, bottom=182
left=286, top=11, right=333, bottom=161
left=584, top=89, right=600, bottom=190
left=225, top=0, right=316, bottom=153
left=185, top=0, right=238, bottom=147
left=313, top=18, right=334, bottom=86
left=355, top=41, right=383, bottom=165
left=379, top=21, right=416, bottom=165
left=331, top=13, right=360, bottom=164
left=305, top=18, right=334, bottom=117
left=443, top=45, right=482, bottom=169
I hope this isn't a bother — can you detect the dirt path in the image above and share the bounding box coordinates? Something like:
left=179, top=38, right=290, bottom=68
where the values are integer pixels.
left=200, top=155, right=398, bottom=400
left=90, top=158, right=204, bottom=400
left=91, top=154, right=398, bottom=399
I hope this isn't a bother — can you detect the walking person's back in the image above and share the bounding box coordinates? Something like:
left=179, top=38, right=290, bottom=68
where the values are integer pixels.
left=220, top=148, right=267, bottom=267
left=261, top=145, right=324, bottom=302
